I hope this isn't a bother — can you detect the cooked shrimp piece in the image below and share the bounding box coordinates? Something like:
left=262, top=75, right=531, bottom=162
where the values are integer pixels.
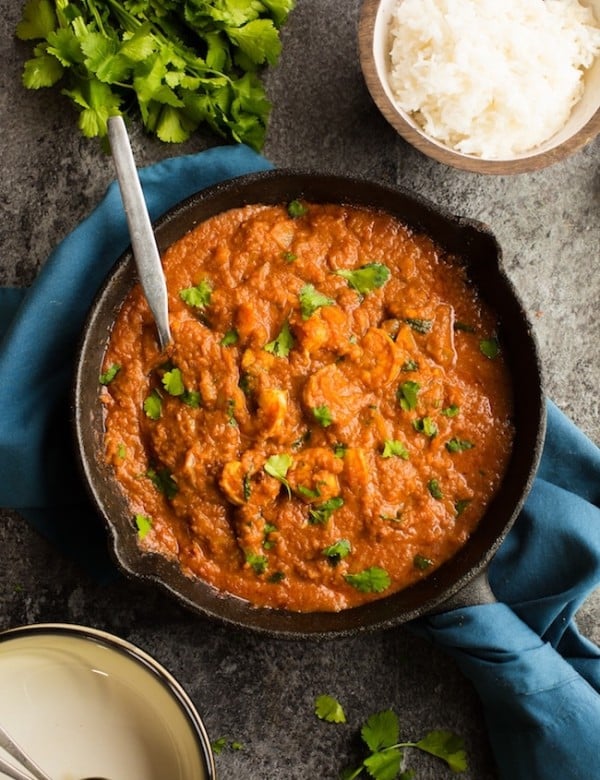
left=287, top=447, right=343, bottom=503
left=219, top=451, right=281, bottom=507
left=355, top=327, right=402, bottom=389
left=256, top=386, right=288, bottom=439
left=302, top=364, right=367, bottom=427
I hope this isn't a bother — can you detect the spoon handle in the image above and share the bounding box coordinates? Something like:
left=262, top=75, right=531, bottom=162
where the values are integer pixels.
left=0, top=755, right=36, bottom=780
left=0, top=725, right=53, bottom=780
left=107, top=115, right=172, bottom=350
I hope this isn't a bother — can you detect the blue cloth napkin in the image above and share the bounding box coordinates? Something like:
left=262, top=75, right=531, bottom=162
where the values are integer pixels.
left=1, top=146, right=599, bottom=779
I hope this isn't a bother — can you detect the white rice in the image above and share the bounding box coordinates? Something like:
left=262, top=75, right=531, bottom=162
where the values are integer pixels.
left=387, top=0, right=600, bottom=158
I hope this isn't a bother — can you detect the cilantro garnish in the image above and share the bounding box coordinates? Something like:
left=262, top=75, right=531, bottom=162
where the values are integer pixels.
left=179, top=279, right=212, bottom=309
left=315, top=694, right=346, bottom=724
left=245, top=550, right=268, bottom=575
left=404, top=317, right=432, bottom=334
left=146, top=467, right=178, bottom=500
left=143, top=389, right=162, bottom=420
left=333, top=442, right=347, bottom=458
left=396, top=380, right=420, bottom=411
left=211, top=736, right=243, bottom=755
left=287, top=199, right=308, bottom=217
left=401, top=358, right=419, bottom=372
left=308, top=496, right=344, bottom=525
left=344, top=566, right=390, bottom=594
left=264, top=320, right=294, bottom=357
left=381, top=440, right=409, bottom=460
left=455, top=499, right=471, bottom=516
left=427, top=479, right=443, bottom=500
left=312, top=404, right=333, bottom=427
left=445, top=438, right=474, bottom=453
left=15, top=0, right=294, bottom=149
left=413, top=554, right=433, bottom=571
left=413, top=416, right=438, bottom=437
left=99, top=363, right=121, bottom=385
left=220, top=328, right=239, bottom=346
left=454, top=321, right=476, bottom=333
left=441, top=404, right=460, bottom=417
left=340, top=709, right=468, bottom=779
left=262, top=523, right=277, bottom=550
left=480, top=337, right=500, bottom=359
left=264, top=453, right=293, bottom=497
left=282, top=250, right=297, bottom=263
left=182, top=389, right=202, bottom=408
left=298, top=283, right=334, bottom=320
left=134, top=513, right=152, bottom=540
left=322, top=539, right=351, bottom=566
left=161, top=367, right=185, bottom=396
left=334, top=263, right=390, bottom=295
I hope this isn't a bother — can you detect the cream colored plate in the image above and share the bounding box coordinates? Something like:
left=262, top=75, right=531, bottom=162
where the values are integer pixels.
left=0, top=624, right=215, bottom=780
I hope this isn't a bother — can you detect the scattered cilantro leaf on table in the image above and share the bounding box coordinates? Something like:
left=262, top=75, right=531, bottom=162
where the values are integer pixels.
left=315, top=701, right=468, bottom=778
left=315, top=694, right=347, bottom=723
left=15, top=0, right=295, bottom=148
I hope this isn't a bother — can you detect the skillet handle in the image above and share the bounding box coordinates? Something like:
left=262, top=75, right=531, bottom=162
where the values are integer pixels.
left=428, top=568, right=496, bottom=615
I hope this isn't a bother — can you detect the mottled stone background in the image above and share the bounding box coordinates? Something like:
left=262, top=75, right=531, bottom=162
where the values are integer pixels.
left=0, top=2, right=598, bottom=778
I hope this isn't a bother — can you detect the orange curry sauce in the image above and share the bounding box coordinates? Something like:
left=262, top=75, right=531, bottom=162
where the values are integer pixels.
left=101, top=202, right=514, bottom=611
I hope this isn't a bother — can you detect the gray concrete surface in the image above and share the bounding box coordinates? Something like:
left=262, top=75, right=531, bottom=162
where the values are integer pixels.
left=0, top=2, right=598, bottom=778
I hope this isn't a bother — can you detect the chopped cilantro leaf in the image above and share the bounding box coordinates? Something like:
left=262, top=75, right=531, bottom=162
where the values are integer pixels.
left=480, top=337, right=500, bottom=359
left=441, top=404, right=460, bottom=417
left=381, top=440, right=409, bottom=459
left=445, top=437, right=474, bottom=453
left=179, top=279, right=212, bottom=308
left=405, top=317, right=432, bottom=334
left=146, top=467, right=178, bottom=499
left=298, top=283, right=334, bottom=320
left=308, top=496, right=343, bottom=525
left=322, top=538, right=351, bottom=565
left=344, top=566, right=390, bottom=593
left=454, top=321, right=476, bottom=333
left=264, top=320, right=294, bottom=357
left=162, top=367, right=185, bottom=396
left=245, top=550, right=268, bottom=575
left=401, top=358, right=419, bottom=372
left=413, top=416, right=438, bottom=437
left=135, top=513, right=152, bottom=539
left=396, top=380, right=420, bottom=411
left=334, top=263, right=390, bottom=295
left=427, top=479, right=443, bottom=500
left=333, top=442, right=347, bottom=458
left=287, top=199, right=307, bottom=217
left=315, top=694, right=346, bottom=723
left=264, top=453, right=292, bottom=496
left=413, top=554, right=433, bottom=570
left=312, top=404, right=333, bottom=427
left=282, top=250, right=297, bottom=263
left=455, top=498, right=471, bottom=516
left=182, top=389, right=202, bottom=408
left=220, top=328, right=239, bottom=346
left=143, top=389, right=162, bottom=420
left=99, top=363, right=121, bottom=385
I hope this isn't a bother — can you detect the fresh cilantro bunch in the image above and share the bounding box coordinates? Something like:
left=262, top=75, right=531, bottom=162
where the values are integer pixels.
left=15, top=0, right=295, bottom=148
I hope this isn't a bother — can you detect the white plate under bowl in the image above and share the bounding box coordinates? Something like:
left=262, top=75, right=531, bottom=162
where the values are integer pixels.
left=0, top=624, right=216, bottom=780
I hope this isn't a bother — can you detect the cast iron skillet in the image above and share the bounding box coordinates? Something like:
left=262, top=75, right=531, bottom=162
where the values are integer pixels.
left=73, top=170, right=545, bottom=638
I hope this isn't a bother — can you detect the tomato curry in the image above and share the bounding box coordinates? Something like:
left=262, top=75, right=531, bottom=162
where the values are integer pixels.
left=101, top=201, right=514, bottom=612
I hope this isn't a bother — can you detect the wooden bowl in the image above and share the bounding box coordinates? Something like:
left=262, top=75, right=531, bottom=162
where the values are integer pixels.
left=358, top=0, right=600, bottom=174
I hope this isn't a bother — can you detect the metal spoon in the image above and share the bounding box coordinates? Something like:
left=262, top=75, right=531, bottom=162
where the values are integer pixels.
left=0, top=725, right=52, bottom=780
left=107, top=115, right=172, bottom=350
